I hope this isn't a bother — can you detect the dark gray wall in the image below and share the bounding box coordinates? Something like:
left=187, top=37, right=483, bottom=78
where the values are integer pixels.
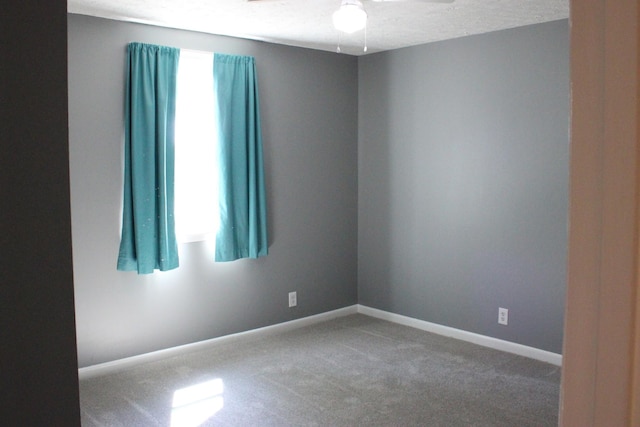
left=68, top=15, right=358, bottom=367
left=358, top=20, right=569, bottom=353
left=1, top=1, right=81, bottom=424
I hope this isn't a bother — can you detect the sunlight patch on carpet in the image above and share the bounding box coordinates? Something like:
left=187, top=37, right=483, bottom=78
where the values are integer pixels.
left=171, top=378, right=224, bottom=427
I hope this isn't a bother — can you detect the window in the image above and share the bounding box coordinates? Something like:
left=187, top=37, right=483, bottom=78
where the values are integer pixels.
left=118, top=43, right=267, bottom=272
left=174, top=50, right=219, bottom=244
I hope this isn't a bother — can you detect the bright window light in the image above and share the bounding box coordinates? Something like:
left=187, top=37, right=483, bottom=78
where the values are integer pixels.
left=174, top=49, right=219, bottom=244
left=171, top=378, right=224, bottom=427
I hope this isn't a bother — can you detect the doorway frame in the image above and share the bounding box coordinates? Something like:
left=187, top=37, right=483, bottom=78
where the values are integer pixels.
left=561, top=1, right=639, bottom=425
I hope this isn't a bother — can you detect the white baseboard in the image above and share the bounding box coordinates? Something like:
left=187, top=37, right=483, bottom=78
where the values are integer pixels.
left=79, top=303, right=561, bottom=379
left=78, top=305, right=358, bottom=380
left=357, top=305, right=562, bottom=366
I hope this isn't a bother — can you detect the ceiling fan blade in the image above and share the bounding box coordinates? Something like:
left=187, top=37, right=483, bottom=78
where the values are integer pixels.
left=370, top=0, right=454, bottom=3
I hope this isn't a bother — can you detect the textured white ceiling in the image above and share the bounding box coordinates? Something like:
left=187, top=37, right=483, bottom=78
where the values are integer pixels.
left=67, top=0, right=569, bottom=55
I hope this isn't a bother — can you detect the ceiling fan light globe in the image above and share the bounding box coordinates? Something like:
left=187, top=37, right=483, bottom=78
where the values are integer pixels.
left=332, top=3, right=367, bottom=34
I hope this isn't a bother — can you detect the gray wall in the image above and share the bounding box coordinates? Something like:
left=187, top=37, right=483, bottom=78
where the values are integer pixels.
left=68, top=15, right=358, bottom=368
left=1, top=1, right=80, bottom=424
left=69, top=15, right=568, bottom=367
left=358, top=20, right=569, bottom=353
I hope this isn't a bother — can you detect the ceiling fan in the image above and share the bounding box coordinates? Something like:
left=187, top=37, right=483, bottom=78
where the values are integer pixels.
left=331, top=0, right=454, bottom=52
left=249, top=0, right=454, bottom=53
left=250, top=0, right=454, bottom=34
left=333, top=0, right=454, bottom=34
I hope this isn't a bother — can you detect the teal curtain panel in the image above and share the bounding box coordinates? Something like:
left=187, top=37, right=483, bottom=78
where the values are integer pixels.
left=117, top=42, right=180, bottom=274
left=213, top=54, right=268, bottom=262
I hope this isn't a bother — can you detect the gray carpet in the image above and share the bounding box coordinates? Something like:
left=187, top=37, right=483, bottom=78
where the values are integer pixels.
left=80, top=314, right=560, bottom=426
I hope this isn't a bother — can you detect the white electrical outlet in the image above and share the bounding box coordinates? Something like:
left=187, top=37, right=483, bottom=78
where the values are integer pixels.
left=498, top=307, right=509, bottom=325
left=288, top=291, right=297, bottom=308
